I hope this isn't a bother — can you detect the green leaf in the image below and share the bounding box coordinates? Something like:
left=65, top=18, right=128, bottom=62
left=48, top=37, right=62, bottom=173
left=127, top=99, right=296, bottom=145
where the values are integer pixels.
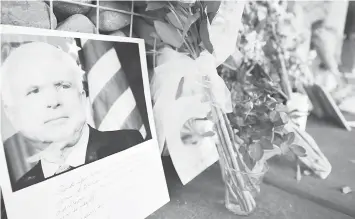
left=234, top=116, right=245, bottom=127
left=260, top=128, right=273, bottom=140
left=270, top=111, right=289, bottom=127
left=275, top=103, right=288, bottom=112
left=272, top=133, right=284, bottom=146
left=280, top=112, right=289, bottom=124
left=248, top=142, right=264, bottom=161
left=189, top=21, right=200, bottom=51
left=203, top=1, right=221, bottom=13
left=262, top=147, right=281, bottom=162
left=269, top=111, right=280, bottom=123
left=254, top=105, right=268, bottom=114
left=243, top=102, right=253, bottom=111
left=202, top=1, right=221, bottom=22
left=201, top=131, right=215, bottom=137
left=241, top=135, right=251, bottom=145
left=166, top=12, right=186, bottom=30
left=285, top=132, right=296, bottom=146
left=146, top=2, right=166, bottom=11
left=274, top=125, right=285, bottom=134
left=280, top=142, right=290, bottom=154
left=245, top=116, right=257, bottom=126
left=260, top=137, right=274, bottom=150
left=199, top=17, right=214, bottom=54
left=154, top=21, right=184, bottom=48
left=135, top=7, right=168, bottom=25
left=182, top=12, right=201, bottom=38
left=133, top=17, right=157, bottom=47
left=267, top=101, right=278, bottom=109
left=178, top=1, right=195, bottom=8
left=175, top=77, right=185, bottom=100
left=290, top=145, right=307, bottom=157
left=251, top=132, right=262, bottom=141
left=243, top=151, right=256, bottom=170
left=239, top=145, right=248, bottom=157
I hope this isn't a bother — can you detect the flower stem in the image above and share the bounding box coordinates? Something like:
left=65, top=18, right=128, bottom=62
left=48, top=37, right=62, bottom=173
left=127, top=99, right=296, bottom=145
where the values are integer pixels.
left=167, top=2, right=197, bottom=58
left=205, top=75, right=256, bottom=213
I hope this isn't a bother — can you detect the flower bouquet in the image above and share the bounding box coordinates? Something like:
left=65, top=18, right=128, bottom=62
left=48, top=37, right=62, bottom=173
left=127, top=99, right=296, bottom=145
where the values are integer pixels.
left=246, top=1, right=332, bottom=181
left=220, top=1, right=332, bottom=199
left=217, top=60, right=307, bottom=215
left=135, top=1, right=291, bottom=215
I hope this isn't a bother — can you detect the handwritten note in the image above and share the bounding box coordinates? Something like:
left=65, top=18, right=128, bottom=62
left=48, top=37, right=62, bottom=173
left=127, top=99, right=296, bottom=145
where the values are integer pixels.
left=54, top=169, right=102, bottom=219
left=2, top=141, right=169, bottom=219
left=51, top=154, right=148, bottom=219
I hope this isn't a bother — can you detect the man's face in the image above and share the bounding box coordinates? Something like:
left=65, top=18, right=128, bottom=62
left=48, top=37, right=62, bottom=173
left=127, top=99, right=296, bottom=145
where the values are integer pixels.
left=5, top=55, right=87, bottom=145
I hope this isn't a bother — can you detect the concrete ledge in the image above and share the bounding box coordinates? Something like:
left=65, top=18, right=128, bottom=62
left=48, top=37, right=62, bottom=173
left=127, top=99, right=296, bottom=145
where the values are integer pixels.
left=263, top=116, right=355, bottom=218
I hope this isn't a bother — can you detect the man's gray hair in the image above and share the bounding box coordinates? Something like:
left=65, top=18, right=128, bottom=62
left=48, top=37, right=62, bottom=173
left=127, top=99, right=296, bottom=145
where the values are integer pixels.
left=1, top=41, right=85, bottom=107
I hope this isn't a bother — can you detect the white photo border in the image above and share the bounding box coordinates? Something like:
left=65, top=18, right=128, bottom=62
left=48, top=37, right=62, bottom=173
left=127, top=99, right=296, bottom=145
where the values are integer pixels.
left=0, top=24, right=168, bottom=219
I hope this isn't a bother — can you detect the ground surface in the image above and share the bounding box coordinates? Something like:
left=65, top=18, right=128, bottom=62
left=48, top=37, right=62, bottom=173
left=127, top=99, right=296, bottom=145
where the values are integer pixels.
left=148, top=116, right=355, bottom=219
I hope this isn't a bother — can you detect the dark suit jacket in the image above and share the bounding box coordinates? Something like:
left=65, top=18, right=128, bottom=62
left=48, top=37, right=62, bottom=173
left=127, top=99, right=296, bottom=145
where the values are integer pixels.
left=5, top=126, right=144, bottom=192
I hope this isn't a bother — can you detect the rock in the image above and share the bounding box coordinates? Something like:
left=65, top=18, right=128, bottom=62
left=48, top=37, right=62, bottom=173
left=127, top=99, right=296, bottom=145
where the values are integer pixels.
left=341, top=186, right=352, bottom=194
left=88, top=1, right=131, bottom=32
left=57, top=14, right=96, bottom=33
left=52, top=0, right=93, bottom=19
left=109, top=30, right=127, bottom=37
left=107, top=26, right=139, bottom=38
left=120, top=26, right=139, bottom=38
left=1, top=1, right=57, bottom=29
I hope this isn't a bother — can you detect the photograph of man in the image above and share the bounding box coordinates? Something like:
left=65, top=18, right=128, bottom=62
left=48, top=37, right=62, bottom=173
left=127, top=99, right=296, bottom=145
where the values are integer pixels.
left=1, top=42, right=144, bottom=192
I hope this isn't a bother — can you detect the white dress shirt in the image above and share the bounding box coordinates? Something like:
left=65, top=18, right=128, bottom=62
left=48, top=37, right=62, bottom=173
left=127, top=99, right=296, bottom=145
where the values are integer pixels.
left=41, top=125, right=90, bottom=178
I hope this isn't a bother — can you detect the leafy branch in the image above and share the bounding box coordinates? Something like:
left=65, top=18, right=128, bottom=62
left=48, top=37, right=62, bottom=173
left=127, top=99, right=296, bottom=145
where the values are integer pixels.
left=139, top=1, right=218, bottom=60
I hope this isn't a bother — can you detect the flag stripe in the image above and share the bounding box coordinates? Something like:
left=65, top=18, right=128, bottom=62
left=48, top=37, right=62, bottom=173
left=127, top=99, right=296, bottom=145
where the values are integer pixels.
left=98, top=88, right=137, bottom=131
left=81, top=38, right=88, bottom=47
left=139, top=125, right=147, bottom=139
left=82, top=40, right=113, bottom=72
left=120, top=106, right=144, bottom=131
left=81, top=39, right=147, bottom=137
left=87, top=48, right=122, bottom=101
left=92, top=69, right=130, bottom=127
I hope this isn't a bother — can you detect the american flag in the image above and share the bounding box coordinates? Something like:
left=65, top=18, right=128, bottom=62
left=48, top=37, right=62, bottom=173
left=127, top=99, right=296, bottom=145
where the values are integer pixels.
left=79, top=38, right=147, bottom=138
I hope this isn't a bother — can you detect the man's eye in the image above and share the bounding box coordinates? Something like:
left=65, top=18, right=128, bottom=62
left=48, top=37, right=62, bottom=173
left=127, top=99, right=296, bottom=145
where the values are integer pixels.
left=57, top=83, right=71, bottom=89
left=27, top=88, right=39, bottom=96
left=62, top=84, right=71, bottom=89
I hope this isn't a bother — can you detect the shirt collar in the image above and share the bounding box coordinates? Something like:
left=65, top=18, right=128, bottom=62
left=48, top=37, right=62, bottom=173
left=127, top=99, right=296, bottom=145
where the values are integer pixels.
left=41, top=125, right=90, bottom=178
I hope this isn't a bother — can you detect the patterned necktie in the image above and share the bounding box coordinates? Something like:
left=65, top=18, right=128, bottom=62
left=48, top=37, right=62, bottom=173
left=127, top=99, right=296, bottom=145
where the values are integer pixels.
left=55, top=164, right=74, bottom=175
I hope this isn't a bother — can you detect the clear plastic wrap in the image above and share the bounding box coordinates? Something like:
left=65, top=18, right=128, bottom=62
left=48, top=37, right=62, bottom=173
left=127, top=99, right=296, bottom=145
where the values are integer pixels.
left=201, top=74, right=269, bottom=215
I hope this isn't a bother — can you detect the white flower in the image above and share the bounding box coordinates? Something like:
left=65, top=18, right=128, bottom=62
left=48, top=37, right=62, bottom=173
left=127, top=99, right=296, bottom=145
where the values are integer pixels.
left=246, top=31, right=257, bottom=42
left=257, top=7, right=268, bottom=20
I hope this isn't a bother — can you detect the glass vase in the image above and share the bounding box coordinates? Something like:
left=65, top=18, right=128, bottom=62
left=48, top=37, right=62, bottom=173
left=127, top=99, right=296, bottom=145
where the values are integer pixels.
left=222, top=162, right=269, bottom=216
